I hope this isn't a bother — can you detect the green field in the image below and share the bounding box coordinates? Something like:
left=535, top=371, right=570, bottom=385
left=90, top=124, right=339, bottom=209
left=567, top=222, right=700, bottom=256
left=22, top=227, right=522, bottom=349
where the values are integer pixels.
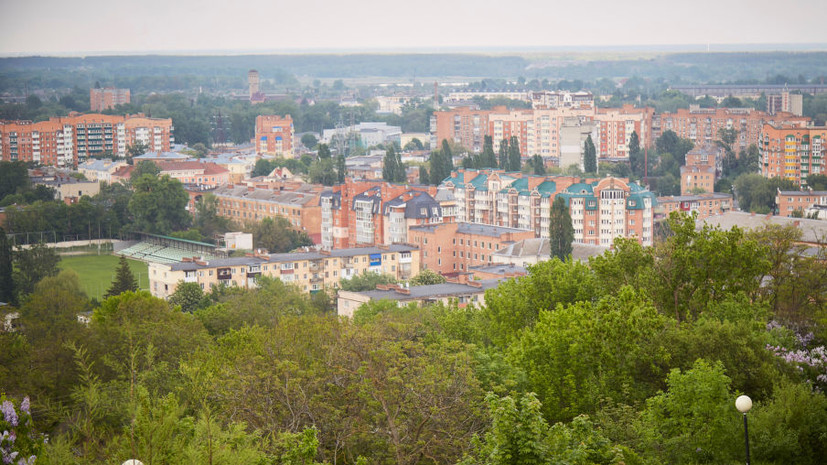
left=59, top=254, right=149, bottom=300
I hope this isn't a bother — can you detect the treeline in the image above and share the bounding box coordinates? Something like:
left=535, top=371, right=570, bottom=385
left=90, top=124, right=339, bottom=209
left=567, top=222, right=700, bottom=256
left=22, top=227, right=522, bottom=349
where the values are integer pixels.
left=1, top=214, right=826, bottom=464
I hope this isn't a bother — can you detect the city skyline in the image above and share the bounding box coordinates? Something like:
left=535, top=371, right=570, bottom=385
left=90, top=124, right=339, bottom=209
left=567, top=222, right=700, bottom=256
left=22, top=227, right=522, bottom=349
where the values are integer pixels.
left=2, top=0, right=827, bottom=56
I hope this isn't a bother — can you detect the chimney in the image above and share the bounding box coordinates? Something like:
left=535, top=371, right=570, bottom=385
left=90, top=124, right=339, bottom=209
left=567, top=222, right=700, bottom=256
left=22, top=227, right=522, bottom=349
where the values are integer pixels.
left=793, top=220, right=801, bottom=226
left=468, top=280, right=482, bottom=288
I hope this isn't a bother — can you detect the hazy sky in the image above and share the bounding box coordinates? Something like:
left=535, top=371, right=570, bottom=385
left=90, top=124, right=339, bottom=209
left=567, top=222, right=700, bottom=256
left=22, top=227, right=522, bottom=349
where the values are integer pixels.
left=2, top=0, right=827, bottom=55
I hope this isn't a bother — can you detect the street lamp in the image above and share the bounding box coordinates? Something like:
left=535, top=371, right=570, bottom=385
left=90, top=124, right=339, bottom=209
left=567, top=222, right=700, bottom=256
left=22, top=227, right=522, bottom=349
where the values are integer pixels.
left=735, top=395, right=752, bottom=465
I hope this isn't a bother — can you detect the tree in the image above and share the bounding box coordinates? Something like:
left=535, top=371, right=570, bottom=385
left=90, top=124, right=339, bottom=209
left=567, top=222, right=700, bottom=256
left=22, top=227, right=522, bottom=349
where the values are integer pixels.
left=583, top=134, right=597, bottom=173
left=508, top=136, right=521, bottom=171
left=498, top=139, right=509, bottom=170
left=130, top=160, right=161, bottom=181
left=628, top=131, right=642, bottom=178
left=383, top=145, right=405, bottom=183
left=308, top=158, right=337, bottom=186
left=193, top=193, right=232, bottom=240
left=637, top=359, right=741, bottom=464
left=340, top=271, right=397, bottom=291
left=403, top=138, right=424, bottom=151
left=336, top=152, right=347, bottom=183
left=317, top=143, right=332, bottom=160
left=409, top=269, right=446, bottom=286
left=13, top=243, right=60, bottom=299
left=128, top=175, right=191, bottom=234
left=529, top=154, right=546, bottom=175
left=481, top=136, right=497, bottom=169
left=418, top=166, right=429, bottom=185
left=805, top=173, right=827, bottom=190
left=301, top=133, right=318, bottom=149
left=248, top=216, right=312, bottom=253
left=548, top=196, right=573, bottom=260
left=126, top=142, right=149, bottom=159
left=104, top=255, right=138, bottom=298
left=0, top=161, right=29, bottom=200
left=0, top=228, right=14, bottom=304
left=429, top=140, right=454, bottom=186
left=168, top=281, right=210, bottom=313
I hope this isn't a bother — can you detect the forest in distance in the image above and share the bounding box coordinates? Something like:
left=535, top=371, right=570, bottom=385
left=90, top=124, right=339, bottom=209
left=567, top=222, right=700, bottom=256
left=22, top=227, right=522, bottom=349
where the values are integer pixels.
left=0, top=214, right=826, bottom=464
left=3, top=51, right=827, bottom=94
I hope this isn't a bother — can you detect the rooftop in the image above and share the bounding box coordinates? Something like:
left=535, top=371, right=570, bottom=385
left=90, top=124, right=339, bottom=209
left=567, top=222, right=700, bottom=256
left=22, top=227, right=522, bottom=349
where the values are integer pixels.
left=353, top=279, right=505, bottom=302
left=701, top=211, right=827, bottom=244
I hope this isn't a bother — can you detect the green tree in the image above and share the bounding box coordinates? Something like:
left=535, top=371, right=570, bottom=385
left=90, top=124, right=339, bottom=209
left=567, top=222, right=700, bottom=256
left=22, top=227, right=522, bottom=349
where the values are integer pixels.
left=530, top=154, right=546, bottom=175
left=301, top=133, right=318, bottom=149
left=628, top=131, right=642, bottom=178
left=583, top=134, right=597, bottom=173
left=13, top=243, right=60, bottom=299
left=481, top=135, right=497, bottom=169
left=104, top=255, right=139, bottom=298
left=126, top=142, right=149, bottom=159
left=409, top=269, right=446, bottom=286
left=510, top=287, right=669, bottom=422
left=636, top=359, right=741, bottom=464
left=317, top=143, right=332, bottom=160
left=508, top=136, right=521, bottom=171
left=339, top=270, right=397, bottom=291
left=548, top=196, right=573, bottom=260
left=0, top=161, right=29, bottom=200
left=308, top=158, right=337, bottom=186
left=128, top=175, right=191, bottom=234
left=248, top=216, right=312, bottom=253
left=418, top=165, right=429, bottom=185
left=498, top=138, right=509, bottom=171
left=130, top=160, right=161, bottom=181
left=404, top=137, right=424, bottom=151
left=336, top=152, right=347, bottom=183
left=168, top=281, right=210, bottom=313
left=0, top=228, right=15, bottom=304
left=193, top=193, right=232, bottom=240
left=805, top=173, right=827, bottom=190
left=383, top=145, right=405, bottom=182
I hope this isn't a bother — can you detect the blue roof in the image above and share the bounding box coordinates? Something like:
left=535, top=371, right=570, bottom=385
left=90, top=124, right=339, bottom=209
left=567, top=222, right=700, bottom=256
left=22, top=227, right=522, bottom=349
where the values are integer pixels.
left=468, top=174, right=488, bottom=191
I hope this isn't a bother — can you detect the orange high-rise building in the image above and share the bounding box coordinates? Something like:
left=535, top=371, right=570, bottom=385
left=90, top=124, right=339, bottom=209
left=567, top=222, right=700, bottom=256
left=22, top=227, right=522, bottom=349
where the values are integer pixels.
left=0, top=113, right=173, bottom=167
left=760, top=123, right=827, bottom=188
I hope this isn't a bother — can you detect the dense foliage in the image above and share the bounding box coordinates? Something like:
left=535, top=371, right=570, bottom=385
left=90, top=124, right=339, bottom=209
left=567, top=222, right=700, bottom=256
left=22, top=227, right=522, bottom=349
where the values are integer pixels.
left=1, top=213, right=825, bottom=464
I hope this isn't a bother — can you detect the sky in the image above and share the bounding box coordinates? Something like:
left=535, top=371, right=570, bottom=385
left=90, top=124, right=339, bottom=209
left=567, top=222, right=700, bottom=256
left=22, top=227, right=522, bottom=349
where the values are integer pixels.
left=2, top=0, right=827, bottom=56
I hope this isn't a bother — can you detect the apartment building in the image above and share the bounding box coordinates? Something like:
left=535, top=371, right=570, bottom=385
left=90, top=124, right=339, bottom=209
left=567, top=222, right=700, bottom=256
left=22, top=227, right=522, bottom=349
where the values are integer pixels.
left=767, top=91, right=803, bottom=117
left=319, top=180, right=439, bottom=249
left=657, top=193, right=733, bottom=220
left=148, top=245, right=420, bottom=298
left=760, top=123, right=827, bottom=188
left=440, top=168, right=656, bottom=246
left=408, top=222, right=534, bottom=274
left=653, top=105, right=808, bottom=151
left=0, top=113, right=173, bottom=167
left=431, top=105, right=653, bottom=160
left=680, top=165, right=717, bottom=195
left=530, top=91, right=594, bottom=109
left=255, top=115, right=294, bottom=156
left=213, top=183, right=324, bottom=242
left=90, top=87, right=130, bottom=111
left=776, top=189, right=827, bottom=216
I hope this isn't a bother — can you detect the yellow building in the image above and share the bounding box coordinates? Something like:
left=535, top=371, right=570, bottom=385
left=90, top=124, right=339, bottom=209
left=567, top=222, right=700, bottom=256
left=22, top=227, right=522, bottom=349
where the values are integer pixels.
left=148, top=245, right=420, bottom=299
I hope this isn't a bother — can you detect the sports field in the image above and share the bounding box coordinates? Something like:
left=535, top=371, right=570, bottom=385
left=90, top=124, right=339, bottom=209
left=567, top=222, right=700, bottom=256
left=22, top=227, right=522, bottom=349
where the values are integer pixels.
left=58, top=254, right=149, bottom=300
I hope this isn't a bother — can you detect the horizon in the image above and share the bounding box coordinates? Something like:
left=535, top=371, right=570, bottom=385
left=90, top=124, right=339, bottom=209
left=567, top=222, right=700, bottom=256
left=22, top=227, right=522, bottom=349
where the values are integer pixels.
left=2, top=42, right=827, bottom=59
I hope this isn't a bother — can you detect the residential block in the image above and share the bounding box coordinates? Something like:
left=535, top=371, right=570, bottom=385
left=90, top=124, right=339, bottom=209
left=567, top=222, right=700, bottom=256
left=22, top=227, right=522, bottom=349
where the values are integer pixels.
left=255, top=115, right=294, bottom=156
left=760, top=123, right=827, bottom=188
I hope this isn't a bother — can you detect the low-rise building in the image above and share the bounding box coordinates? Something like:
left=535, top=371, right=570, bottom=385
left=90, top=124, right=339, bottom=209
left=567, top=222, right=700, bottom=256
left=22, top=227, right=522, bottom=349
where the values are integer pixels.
left=408, top=222, right=534, bottom=274
left=490, top=238, right=609, bottom=267
left=657, top=193, right=733, bottom=220
left=337, top=278, right=504, bottom=317
left=77, top=158, right=128, bottom=183
left=148, top=245, right=420, bottom=298
left=31, top=172, right=100, bottom=203
left=776, top=189, right=827, bottom=216
left=213, top=183, right=324, bottom=242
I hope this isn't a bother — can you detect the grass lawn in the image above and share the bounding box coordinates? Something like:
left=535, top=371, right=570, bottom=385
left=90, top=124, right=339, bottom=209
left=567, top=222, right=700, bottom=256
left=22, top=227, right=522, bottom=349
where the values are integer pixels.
left=59, top=254, right=149, bottom=300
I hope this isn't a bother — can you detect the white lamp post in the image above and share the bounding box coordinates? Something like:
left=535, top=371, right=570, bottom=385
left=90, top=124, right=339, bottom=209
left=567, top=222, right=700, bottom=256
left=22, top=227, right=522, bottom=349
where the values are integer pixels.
left=735, top=395, right=752, bottom=465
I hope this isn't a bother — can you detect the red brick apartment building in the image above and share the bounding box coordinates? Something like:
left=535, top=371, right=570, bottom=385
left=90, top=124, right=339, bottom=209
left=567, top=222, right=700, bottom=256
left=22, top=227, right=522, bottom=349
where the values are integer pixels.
left=255, top=115, right=294, bottom=156
left=0, top=113, right=173, bottom=167
left=407, top=222, right=534, bottom=274
left=657, top=193, right=733, bottom=220
left=760, top=124, right=827, bottom=188
left=653, top=106, right=808, bottom=151
left=213, top=183, right=324, bottom=243
left=90, top=87, right=131, bottom=111
left=776, top=189, right=827, bottom=216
